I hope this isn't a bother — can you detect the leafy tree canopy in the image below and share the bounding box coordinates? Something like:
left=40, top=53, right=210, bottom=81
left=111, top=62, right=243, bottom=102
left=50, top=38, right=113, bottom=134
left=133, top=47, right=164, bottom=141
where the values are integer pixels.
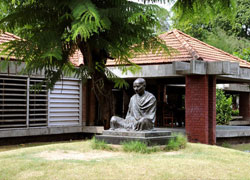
left=172, top=0, right=250, bottom=61
left=1, top=0, right=171, bottom=86
left=0, top=0, right=235, bottom=127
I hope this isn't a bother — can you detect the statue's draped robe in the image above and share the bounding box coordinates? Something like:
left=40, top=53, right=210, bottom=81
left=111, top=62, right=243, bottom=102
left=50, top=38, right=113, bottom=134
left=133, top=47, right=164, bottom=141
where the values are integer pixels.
left=111, top=91, right=156, bottom=130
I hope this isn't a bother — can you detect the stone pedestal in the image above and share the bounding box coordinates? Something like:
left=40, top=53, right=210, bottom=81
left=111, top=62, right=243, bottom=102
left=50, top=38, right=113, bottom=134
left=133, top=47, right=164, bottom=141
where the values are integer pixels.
left=96, top=130, right=173, bottom=146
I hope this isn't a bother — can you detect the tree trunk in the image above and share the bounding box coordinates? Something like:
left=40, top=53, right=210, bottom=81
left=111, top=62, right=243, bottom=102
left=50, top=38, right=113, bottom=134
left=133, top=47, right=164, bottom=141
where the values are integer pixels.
left=92, top=72, right=114, bottom=129
left=77, top=40, right=114, bottom=129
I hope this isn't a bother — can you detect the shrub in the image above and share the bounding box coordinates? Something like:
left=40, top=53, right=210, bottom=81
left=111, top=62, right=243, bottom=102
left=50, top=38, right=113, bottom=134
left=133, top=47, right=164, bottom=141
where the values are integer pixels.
left=91, top=137, right=113, bottom=151
left=232, top=109, right=239, bottom=116
left=221, top=142, right=232, bottom=148
left=216, top=89, right=232, bottom=125
left=165, top=133, right=187, bottom=151
left=122, top=141, right=159, bottom=154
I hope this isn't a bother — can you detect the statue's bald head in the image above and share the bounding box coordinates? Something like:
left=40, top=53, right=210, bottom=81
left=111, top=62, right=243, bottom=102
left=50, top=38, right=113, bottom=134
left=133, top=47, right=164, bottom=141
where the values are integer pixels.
left=133, top=78, right=146, bottom=96
left=133, top=78, right=146, bottom=86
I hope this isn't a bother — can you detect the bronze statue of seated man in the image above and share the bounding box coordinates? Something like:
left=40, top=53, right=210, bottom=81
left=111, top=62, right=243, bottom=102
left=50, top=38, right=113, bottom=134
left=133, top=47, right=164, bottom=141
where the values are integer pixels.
left=110, top=78, right=156, bottom=131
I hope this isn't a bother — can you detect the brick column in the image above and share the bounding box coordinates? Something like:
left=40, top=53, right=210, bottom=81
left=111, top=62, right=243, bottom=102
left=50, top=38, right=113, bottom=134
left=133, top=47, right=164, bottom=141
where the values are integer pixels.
left=239, top=93, right=250, bottom=121
left=185, top=75, right=216, bottom=144
left=208, top=76, right=216, bottom=144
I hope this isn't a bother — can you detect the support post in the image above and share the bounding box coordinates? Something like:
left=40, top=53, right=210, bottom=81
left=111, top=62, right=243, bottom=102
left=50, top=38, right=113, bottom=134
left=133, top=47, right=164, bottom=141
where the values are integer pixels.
left=239, top=93, right=250, bottom=121
left=185, top=75, right=216, bottom=144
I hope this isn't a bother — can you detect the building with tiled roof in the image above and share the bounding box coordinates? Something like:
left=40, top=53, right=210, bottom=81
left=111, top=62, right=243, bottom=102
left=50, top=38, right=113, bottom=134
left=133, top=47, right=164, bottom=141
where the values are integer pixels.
left=107, top=29, right=250, bottom=69
left=1, top=29, right=250, bottom=145
left=106, top=29, right=250, bottom=145
left=0, top=31, right=83, bottom=139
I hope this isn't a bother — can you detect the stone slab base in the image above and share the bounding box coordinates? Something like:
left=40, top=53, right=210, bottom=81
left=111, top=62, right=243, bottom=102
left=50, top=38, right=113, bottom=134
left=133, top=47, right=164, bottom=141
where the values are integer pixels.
left=96, top=130, right=173, bottom=146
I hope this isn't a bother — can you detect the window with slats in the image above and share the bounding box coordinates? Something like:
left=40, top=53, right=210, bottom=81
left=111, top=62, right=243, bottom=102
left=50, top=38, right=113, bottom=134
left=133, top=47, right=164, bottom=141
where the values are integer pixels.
left=29, top=78, right=48, bottom=127
left=0, top=76, right=27, bottom=128
left=0, top=75, right=81, bottom=129
left=49, top=80, right=81, bottom=126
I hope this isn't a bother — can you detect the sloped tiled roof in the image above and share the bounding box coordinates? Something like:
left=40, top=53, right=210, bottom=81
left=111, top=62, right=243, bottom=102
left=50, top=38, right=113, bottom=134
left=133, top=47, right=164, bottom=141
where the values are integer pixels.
left=0, top=31, right=20, bottom=44
left=1, top=30, right=250, bottom=68
left=0, top=31, right=21, bottom=59
left=70, top=49, right=84, bottom=66
left=0, top=31, right=83, bottom=65
left=107, top=29, right=250, bottom=69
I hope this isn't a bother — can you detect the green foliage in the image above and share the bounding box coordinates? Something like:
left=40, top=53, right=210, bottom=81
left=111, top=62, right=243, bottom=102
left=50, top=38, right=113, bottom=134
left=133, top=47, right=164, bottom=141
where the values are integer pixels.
left=172, top=0, right=249, bottom=57
left=0, top=0, right=236, bottom=90
left=91, top=137, right=114, bottom=151
left=122, top=141, right=159, bottom=154
left=216, top=89, right=233, bottom=125
left=221, top=142, right=232, bottom=148
left=165, top=133, right=187, bottom=151
left=232, top=109, right=239, bottom=116
left=0, top=0, right=171, bottom=90
left=205, top=28, right=250, bottom=55
left=171, top=15, right=210, bottom=41
left=0, top=60, right=9, bottom=72
left=172, top=0, right=236, bottom=24
left=233, top=48, right=250, bottom=62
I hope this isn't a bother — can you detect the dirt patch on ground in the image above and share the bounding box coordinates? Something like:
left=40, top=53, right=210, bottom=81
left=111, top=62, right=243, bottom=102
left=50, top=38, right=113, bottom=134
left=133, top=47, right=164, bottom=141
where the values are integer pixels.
left=37, top=150, right=122, bottom=161
left=164, top=151, right=182, bottom=155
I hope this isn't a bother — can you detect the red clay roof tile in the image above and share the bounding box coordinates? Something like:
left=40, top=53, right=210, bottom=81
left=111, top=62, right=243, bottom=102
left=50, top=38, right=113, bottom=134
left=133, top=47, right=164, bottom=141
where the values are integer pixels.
left=0, top=31, right=82, bottom=65
left=1, top=30, right=250, bottom=69
left=107, top=29, right=250, bottom=69
left=0, top=32, right=20, bottom=60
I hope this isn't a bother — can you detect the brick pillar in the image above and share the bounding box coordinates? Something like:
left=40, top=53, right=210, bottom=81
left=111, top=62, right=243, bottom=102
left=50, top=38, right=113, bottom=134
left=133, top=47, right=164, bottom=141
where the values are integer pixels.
left=239, top=93, right=250, bottom=121
left=185, top=75, right=216, bottom=144
left=208, top=76, right=216, bottom=144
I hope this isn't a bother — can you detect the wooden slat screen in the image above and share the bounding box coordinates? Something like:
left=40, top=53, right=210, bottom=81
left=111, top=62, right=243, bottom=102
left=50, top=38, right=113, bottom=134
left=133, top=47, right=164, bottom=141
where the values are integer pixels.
left=29, top=78, right=48, bottom=127
left=49, top=80, right=81, bottom=126
left=0, top=76, right=81, bottom=129
left=0, top=76, right=48, bottom=129
left=0, top=76, right=27, bottom=128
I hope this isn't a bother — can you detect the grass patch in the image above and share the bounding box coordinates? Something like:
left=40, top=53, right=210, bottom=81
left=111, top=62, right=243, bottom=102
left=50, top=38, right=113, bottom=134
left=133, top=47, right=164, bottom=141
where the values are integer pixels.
left=90, top=137, right=114, bottom=151
left=122, top=141, right=160, bottom=154
left=1, top=140, right=250, bottom=179
left=221, top=142, right=232, bottom=148
left=165, top=133, right=187, bottom=151
left=230, top=143, right=250, bottom=152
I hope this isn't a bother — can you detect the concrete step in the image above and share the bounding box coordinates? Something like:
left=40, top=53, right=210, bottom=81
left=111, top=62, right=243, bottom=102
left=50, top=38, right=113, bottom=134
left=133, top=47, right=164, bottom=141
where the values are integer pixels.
left=96, top=130, right=174, bottom=146
left=229, top=121, right=250, bottom=126
left=102, top=130, right=171, bottom=137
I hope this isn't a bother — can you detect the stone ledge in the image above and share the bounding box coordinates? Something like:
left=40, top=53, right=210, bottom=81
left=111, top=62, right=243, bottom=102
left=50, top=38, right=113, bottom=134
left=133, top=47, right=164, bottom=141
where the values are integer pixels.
left=103, top=130, right=171, bottom=137
left=96, top=130, right=174, bottom=146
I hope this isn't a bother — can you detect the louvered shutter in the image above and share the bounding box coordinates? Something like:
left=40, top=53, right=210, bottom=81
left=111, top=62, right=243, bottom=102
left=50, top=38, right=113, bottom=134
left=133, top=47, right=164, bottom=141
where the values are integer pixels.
left=48, top=79, right=81, bottom=126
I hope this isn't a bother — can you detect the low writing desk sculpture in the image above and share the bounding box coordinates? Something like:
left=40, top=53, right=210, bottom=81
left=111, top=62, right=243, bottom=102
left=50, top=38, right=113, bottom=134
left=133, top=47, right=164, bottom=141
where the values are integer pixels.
left=110, top=78, right=156, bottom=131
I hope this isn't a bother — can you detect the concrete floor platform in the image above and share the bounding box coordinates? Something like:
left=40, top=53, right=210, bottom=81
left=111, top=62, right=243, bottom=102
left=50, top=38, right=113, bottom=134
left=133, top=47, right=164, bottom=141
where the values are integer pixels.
left=156, top=125, right=250, bottom=138
left=156, top=125, right=250, bottom=144
left=216, top=125, right=250, bottom=138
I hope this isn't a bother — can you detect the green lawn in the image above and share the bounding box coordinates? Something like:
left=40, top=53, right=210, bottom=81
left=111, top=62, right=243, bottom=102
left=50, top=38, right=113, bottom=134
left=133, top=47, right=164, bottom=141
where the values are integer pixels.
left=231, top=143, right=250, bottom=152
left=0, top=141, right=250, bottom=180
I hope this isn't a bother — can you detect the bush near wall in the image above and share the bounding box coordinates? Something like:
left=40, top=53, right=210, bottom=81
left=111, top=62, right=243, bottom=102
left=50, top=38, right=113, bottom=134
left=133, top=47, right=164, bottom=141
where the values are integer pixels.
left=216, top=89, right=232, bottom=125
